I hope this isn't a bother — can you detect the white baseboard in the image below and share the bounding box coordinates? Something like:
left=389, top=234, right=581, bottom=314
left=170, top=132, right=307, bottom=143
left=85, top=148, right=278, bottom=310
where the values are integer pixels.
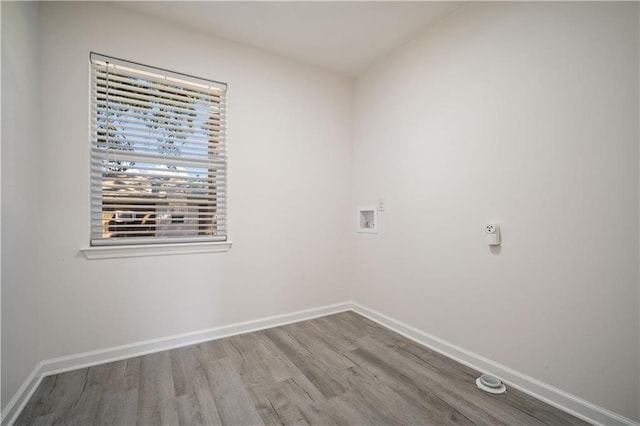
left=0, top=362, right=45, bottom=426
left=2, top=301, right=637, bottom=426
left=350, top=302, right=639, bottom=426
left=1, top=302, right=352, bottom=426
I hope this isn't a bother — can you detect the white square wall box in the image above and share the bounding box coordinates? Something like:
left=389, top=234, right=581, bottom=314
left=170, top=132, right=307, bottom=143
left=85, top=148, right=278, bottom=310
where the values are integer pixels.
left=357, top=206, right=378, bottom=233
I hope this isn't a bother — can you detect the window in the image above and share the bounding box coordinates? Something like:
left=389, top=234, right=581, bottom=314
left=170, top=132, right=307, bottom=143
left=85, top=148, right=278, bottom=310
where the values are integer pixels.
left=90, top=53, right=227, bottom=247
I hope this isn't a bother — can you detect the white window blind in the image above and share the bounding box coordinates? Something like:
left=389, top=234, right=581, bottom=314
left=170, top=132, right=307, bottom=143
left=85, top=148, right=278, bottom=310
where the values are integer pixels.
left=90, top=53, right=227, bottom=246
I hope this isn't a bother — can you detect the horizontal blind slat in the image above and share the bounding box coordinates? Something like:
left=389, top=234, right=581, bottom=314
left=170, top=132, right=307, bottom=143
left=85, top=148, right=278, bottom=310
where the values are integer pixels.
left=92, top=224, right=227, bottom=231
left=90, top=113, right=223, bottom=143
left=91, top=162, right=226, bottom=175
left=93, top=222, right=227, bottom=228
left=91, top=203, right=226, bottom=210
left=91, top=138, right=224, bottom=159
left=98, top=181, right=222, bottom=190
left=94, top=86, right=220, bottom=116
left=93, top=216, right=226, bottom=221
left=91, top=61, right=225, bottom=97
left=92, top=76, right=222, bottom=106
left=91, top=176, right=226, bottom=188
left=91, top=128, right=225, bottom=150
left=91, top=62, right=226, bottom=96
left=90, top=150, right=226, bottom=169
left=93, top=92, right=218, bottom=119
left=91, top=103, right=225, bottom=132
left=91, top=194, right=226, bottom=204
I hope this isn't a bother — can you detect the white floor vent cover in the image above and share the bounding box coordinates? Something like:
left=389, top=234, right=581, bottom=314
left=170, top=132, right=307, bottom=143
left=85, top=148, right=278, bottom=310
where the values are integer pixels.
left=476, top=374, right=507, bottom=395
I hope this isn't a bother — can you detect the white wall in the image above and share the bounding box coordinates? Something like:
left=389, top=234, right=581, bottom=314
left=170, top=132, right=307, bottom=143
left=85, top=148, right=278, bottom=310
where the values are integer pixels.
left=352, top=2, right=639, bottom=421
left=1, top=1, right=42, bottom=409
left=33, top=0, right=352, bottom=367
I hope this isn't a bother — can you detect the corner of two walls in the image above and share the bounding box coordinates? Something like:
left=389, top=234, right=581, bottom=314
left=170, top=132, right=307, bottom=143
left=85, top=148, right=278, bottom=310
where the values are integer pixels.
left=350, top=2, right=640, bottom=421
left=636, top=0, right=640, bottom=412
left=1, top=1, right=43, bottom=411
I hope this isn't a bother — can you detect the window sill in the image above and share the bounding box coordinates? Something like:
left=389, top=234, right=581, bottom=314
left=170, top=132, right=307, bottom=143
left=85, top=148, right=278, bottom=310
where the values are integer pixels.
left=81, top=241, right=232, bottom=260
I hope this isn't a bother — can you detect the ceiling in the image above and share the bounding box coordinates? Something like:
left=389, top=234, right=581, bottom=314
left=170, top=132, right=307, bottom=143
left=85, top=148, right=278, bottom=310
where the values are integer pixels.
left=116, top=2, right=463, bottom=76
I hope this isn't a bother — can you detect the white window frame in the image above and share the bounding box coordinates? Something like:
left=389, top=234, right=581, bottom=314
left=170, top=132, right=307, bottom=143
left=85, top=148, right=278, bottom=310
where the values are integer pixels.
left=82, top=53, right=231, bottom=258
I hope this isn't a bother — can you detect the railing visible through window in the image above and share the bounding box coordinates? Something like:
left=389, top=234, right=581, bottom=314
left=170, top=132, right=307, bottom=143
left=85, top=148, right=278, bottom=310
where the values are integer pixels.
left=90, top=53, right=227, bottom=246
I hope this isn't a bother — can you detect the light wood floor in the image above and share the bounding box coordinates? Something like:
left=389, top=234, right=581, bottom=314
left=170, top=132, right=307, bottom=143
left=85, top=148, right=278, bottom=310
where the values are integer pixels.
left=16, top=311, right=587, bottom=425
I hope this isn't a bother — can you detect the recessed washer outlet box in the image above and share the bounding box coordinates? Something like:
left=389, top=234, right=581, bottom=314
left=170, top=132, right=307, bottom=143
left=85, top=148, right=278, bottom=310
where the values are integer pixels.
left=357, top=207, right=377, bottom=233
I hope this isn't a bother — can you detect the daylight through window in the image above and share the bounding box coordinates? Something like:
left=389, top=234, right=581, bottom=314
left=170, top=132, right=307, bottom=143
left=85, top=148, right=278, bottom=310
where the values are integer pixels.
left=90, top=53, right=227, bottom=246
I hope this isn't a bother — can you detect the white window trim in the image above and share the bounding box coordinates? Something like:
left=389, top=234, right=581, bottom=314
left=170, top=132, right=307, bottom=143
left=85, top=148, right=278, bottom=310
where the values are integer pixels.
left=81, top=240, right=232, bottom=260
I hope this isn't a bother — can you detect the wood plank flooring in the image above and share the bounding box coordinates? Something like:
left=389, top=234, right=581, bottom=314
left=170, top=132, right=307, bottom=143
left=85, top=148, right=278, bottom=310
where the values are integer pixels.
left=15, top=312, right=588, bottom=425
